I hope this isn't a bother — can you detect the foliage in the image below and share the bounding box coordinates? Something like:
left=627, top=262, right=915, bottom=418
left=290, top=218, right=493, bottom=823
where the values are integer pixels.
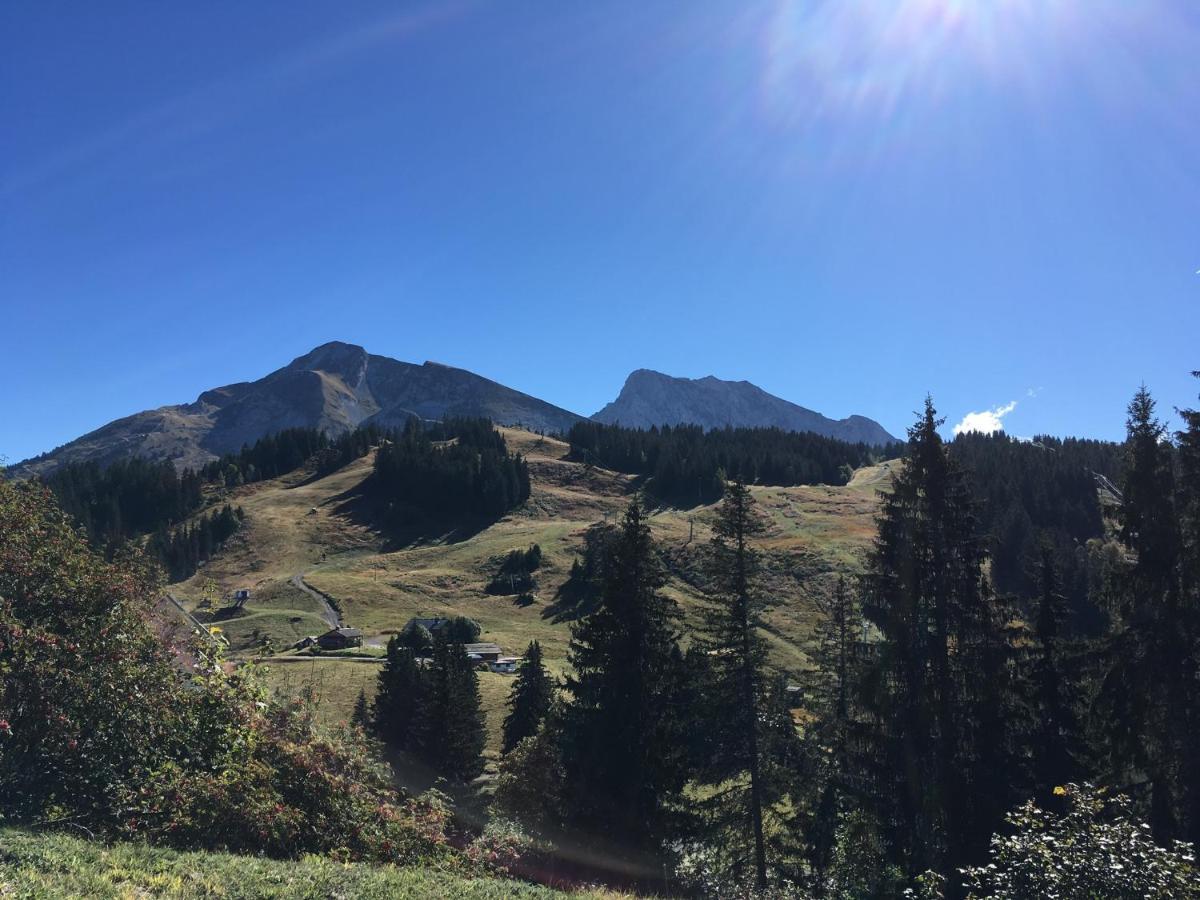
left=851, top=399, right=1019, bottom=888
left=559, top=498, right=692, bottom=857
left=567, top=421, right=897, bottom=504
left=502, top=640, right=553, bottom=754
left=488, top=545, right=543, bottom=595
left=372, top=418, right=530, bottom=524
left=0, top=477, right=453, bottom=865
left=962, top=785, right=1199, bottom=899
left=41, top=457, right=204, bottom=551
left=948, top=432, right=1123, bottom=630
left=691, top=481, right=802, bottom=888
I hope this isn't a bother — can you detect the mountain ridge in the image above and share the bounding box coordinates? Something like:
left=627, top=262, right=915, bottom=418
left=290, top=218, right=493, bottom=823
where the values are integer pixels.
left=592, top=368, right=896, bottom=445
left=11, top=345, right=895, bottom=478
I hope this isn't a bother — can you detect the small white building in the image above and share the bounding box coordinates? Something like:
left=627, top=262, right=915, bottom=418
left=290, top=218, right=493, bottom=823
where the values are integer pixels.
left=488, top=656, right=520, bottom=675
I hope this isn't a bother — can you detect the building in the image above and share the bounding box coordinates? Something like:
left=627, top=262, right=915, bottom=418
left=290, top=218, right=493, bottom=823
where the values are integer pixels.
left=317, top=627, right=363, bottom=650
left=488, top=656, right=520, bottom=675
left=231, top=589, right=251, bottom=608
left=463, top=642, right=503, bottom=663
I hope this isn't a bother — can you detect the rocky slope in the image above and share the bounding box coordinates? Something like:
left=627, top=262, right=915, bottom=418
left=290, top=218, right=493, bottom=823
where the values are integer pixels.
left=592, top=369, right=896, bottom=444
left=12, top=342, right=584, bottom=477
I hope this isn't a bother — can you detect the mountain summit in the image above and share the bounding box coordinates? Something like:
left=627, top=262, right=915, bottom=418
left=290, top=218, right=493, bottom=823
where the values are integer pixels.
left=592, top=369, right=895, bottom=445
left=13, top=342, right=584, bottom=477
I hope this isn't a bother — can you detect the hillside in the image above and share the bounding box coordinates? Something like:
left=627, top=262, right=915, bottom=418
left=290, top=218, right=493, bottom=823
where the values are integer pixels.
left=170, top=427, right=889, bottom=748
left=0, top=828, right=622, bottom=899
left=593, top=368, right=896, bottom=444
left=12, top=342, right=583, bottom=479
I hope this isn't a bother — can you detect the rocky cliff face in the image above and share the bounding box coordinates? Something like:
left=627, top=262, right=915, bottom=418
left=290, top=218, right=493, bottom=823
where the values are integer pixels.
left=592, top=369, right=895, bottom=445
left=13, top=342, right=584, bottom=477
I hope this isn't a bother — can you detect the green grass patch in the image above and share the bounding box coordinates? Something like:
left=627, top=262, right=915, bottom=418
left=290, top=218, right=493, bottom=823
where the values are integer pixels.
left=0, top=828, right=618, bottom=899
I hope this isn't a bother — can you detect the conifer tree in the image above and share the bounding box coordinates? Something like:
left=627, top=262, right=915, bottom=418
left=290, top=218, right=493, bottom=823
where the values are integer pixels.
left=412, top=638, right=485, bottom=782
left=502, top=640, right=552, bottom=754
left=1175, top=372, right=1200, bottom=843
left=851, top=398, right=1011, bottom=886
left=1099, top=386, right=1190, bottom=840
left=559, top=497, right=690, bottom=859
left=351, top=688, right=371, bottom=731
left=374, top=637, right=424, bottom=750
left=1028, top=545, right=1080, bottom=800
left=807, top=575, right=859, bottom=889
left=694, top=480, right=797, bottom=888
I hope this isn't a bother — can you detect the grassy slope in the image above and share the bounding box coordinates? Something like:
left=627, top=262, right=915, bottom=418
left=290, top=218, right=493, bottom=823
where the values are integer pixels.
left=173, top=428, right=889, bottom=748
left=0, top=829, right=622, bottom=900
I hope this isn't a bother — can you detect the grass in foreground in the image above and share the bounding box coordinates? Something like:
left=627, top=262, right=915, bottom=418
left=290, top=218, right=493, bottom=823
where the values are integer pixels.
left=0, top=828, right=622, bottom=900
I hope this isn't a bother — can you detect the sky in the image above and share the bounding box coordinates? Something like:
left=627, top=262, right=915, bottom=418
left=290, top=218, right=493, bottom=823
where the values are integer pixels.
left=3, top=0, right=1200, bottom=462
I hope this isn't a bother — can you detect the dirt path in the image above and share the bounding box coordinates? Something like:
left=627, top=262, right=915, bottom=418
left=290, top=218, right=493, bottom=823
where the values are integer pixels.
left=290, top=572, right=341, bottom=629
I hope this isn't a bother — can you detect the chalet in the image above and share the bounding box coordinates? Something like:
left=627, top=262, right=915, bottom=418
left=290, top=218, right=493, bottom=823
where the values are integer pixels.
left=404, top=616, right=450, bottom=633
left=317, top=627, right=363, bottom=650
left=488, top=656, right=520, bottom=675
left=463, top=642, right=503, bottom=663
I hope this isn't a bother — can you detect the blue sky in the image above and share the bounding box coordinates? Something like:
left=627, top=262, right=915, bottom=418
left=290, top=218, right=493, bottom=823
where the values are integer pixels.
left=3, top=0, right=1199, bottom=461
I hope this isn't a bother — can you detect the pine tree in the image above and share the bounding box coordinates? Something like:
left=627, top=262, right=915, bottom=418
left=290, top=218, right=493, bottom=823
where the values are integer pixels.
left=807, top=576, right=859, bottom=889
left=1028, top=544, right=1080, bottom=801
left=1176, top=372, right=1200, bottom=844
left=502, top=641, right=552, bottom=754
left=412, top=638, right=485, bottom=782
left=374, top=637, right=424, bottom=750
left=559, top=497, right=690, bottom=859
left=851, top=398, right=1011, bottom=886
left=693, top=480, right=797, bottom=888
left=1099, top=385, right=1190, bottom=839
left=351, top=688, right=371, bottom=731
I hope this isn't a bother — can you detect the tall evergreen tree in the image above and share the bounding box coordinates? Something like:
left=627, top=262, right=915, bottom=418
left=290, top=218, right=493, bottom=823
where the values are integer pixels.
left=559, top=497, right=690, bottom=861
left=1176, top=372, right=1200, bottom=844
left=412, top=638, right=486, bottom=782
left=851, top=398, right=1012, bottom=887
left=374, top=637, right=424, bottom=750
left=694, top=480, right=797, bottom=888
left=807, top=575, right=859, bottom=890
left=502, top=641, right=552, bottom=754
left=1028, top=544, right=1081, bottom=800
left=1099, top=385, right=1191, bottom=840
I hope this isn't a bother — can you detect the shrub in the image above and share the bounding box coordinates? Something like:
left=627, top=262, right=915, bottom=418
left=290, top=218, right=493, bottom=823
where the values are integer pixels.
left=963, top=784, right=1199, bottom=899
left=0, top=478, right=457, bottom=867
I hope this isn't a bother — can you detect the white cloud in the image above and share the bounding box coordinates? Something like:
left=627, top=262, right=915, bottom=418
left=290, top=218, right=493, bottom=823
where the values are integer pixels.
left=953, top=400, right=1017, bottom=436
left=1026, top=386, right=1043, bottom=398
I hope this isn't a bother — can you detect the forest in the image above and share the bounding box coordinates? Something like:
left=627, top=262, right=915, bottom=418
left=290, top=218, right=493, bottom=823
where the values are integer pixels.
left=567, top=420, right=902, bottom=503
left=368, top=417, right=531, bottom=524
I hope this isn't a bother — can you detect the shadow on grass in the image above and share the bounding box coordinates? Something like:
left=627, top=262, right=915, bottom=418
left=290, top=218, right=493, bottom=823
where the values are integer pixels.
left=540, top=572, right=600, bottom=624
left=326, top=478, right=500, bottom=551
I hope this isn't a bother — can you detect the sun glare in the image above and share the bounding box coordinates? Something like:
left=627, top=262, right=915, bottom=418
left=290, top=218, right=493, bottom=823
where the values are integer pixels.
left=760, top=0, right=1080, bottom=123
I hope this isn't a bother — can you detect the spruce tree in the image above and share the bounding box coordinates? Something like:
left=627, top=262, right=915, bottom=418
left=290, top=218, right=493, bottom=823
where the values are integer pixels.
left=1028, top=544, right=1080, bottom=801
left=374, top=637, right=424, bottom=750
left=502, top=640, right=552, bottom=754
left=851, top=398, right=1011, bottom=886
left=559, top=497, right=690, bottom=859
left=413, top=638, right=486, bottom=782
left=694, top=480, right=797, bottom=888
left=1099, top=385, right=1190, bottom=840
left=351, top=688, right=371, bottom=731
left=807, top=575, right=859, bottom=889
left=1176, top=372, right=1200, bottom=843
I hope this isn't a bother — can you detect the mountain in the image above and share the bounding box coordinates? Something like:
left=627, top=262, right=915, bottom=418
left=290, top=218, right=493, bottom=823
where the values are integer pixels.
left=592, top=369, right=896, bottom=445
left=12, top=342, right=584, bottom=478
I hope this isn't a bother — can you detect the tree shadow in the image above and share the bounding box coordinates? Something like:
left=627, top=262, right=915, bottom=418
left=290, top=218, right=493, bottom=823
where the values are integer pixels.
left=540, top=571, right=600, bottom=624
left=327, top=480, right=498, bottom=550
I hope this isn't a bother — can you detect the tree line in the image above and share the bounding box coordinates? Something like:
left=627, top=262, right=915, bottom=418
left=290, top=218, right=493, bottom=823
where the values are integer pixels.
left=567, top=420, right=901, bottom=504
